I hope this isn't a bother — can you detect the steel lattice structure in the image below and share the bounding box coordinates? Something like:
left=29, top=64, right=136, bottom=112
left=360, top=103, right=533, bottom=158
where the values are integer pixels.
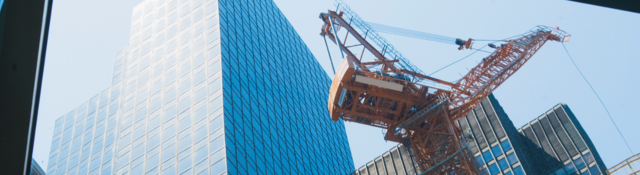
left=608, top=152, right=640, bottom=175
left=320, top=2, right=570, bottom=174
left=448, top=26, right=570, bottom=121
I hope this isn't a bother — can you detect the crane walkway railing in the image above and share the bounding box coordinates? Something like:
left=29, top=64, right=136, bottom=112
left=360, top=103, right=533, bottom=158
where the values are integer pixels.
left=395, top=97, right=449, bottom=133
left=334, top=0, right=426, bottom=84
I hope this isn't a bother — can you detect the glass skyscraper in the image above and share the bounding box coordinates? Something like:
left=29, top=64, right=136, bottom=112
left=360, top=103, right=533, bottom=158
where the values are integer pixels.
left=45, top=0, right=354, bottom=174
left=32, top=158, right=46, bottom=175
left=352, top=95, right=607, bottom=175
left=351, top=144, right=421, bottom=175
left=518, top=104, right=606, bottom=175
left=217, top=0, right=354, bottom=174
left=352, top=94, right=531, bottom=175
left=455, top=94, right=530, bottom=175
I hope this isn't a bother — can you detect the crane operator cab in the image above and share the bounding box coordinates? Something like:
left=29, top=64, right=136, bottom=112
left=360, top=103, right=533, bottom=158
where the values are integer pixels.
left=455, top=38, right=473, bottom=50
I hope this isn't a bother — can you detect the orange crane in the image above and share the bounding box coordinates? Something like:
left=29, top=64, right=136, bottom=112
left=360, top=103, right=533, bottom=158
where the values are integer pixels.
left=319, top=3, right=570, bottom=175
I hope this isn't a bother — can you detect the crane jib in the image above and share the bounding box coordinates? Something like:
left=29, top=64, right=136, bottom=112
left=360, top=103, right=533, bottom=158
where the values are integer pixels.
left=323, top=1, right=570, bottom=173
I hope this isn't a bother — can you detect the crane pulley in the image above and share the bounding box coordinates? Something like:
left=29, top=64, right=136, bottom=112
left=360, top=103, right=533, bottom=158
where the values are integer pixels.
left=455, top=38, right=473, bottom=50
left=319, top=2, right=570, bottom=174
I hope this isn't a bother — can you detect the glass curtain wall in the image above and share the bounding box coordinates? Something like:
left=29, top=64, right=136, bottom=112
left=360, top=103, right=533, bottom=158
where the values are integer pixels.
left=350, top=144, right=421, bottom=175
left=46, top=88, right=116, bottom=175
left=217, top=0, right=354, bottom=174
left=456, top=94, right=528, bottom=175
left=518, top=104, right=607, bottom=175
left=48, top=0, right=224, bottom=174
left=352, top=94, right=531, bottom=175
left=46, top=0, right=355, bottom=175
left=351, top=95, right=609, bottom=175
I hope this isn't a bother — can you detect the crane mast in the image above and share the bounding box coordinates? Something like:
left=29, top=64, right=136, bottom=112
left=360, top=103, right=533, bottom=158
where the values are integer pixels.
left=320, top=3, right=570, bottom=174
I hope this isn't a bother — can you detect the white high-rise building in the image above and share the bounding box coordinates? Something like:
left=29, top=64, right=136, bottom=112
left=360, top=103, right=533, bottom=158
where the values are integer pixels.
left=46, top=0, right=354, bottom=174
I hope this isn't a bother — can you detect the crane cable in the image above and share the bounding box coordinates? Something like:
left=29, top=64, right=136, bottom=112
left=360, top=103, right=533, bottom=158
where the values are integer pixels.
left=428, top=45, right=488, bottom=76
left=368, top=22, right=456, bottom=45
left=368, top=22, right=493, bottom=53
left=562, top=43, right=634, bottom=155
left=426, top=33, right=531, bottom=77
left=323, top=35, right=337, bottom=74
left=366, top=23, right=537, bottom=77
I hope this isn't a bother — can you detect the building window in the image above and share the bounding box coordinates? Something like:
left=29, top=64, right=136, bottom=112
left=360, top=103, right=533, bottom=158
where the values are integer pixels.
left=479, top=167, right=490, bottom=175
left=588, top=165, right=601, bottom=175
left=483, top=151, right=494, bottom=162
left=488, top=163, right=500, bottom=175
left=574, top=157, right=586, bottom=170
left=565, top=163, right=577, bottom=175
left=555, top=167, right=567, bottom=175
left=583, top=152, right=594, bottom=164
left=491, top=145, right=503, bottom=157
left=506, top=153, right=518, bottom=165
left=498, top=158, right=509, bottom=170
left=513, top=166, right=525, bottom=175
left=476, top=155, right=484, bottom=166
left=500, top=140, right=512, bottom=151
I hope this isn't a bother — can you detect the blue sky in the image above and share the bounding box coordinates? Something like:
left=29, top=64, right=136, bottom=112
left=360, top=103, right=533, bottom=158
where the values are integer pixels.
left=34, top=0, right=639, bottom=171
left=274, top=0, right=640, bottom=169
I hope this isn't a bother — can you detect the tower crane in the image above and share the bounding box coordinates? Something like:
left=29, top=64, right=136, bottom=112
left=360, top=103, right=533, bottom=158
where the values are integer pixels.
left=319, top=2, right=570, bottom=174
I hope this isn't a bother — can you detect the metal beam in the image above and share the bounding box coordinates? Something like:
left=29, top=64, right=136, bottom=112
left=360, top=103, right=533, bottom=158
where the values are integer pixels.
left=327, top=10, right=400, bottom=72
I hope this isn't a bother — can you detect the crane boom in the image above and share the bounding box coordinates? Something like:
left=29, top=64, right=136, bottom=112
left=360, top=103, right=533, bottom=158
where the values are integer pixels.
left=449, top=26, right=571, bottom=121
left=319, top=2, right=570, bottom=174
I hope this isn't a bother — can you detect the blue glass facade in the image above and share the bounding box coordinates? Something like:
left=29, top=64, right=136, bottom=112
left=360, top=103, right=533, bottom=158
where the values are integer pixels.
left=352, top=94, right=531, bottom=175
left=351, top=144, right=421, bottom=175
left=218, top=0, right=354, bottom=174
left=46, top=0, right=354, bottom=174
left=353, top=94, right=608, bottom=175
left=518, top=104, right=607, bottom=175
left=456, top=94, right=530, bottom=175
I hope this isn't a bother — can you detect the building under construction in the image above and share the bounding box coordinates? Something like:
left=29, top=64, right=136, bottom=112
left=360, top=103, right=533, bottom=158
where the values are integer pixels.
left=351, top=95, right=607, bottom=175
